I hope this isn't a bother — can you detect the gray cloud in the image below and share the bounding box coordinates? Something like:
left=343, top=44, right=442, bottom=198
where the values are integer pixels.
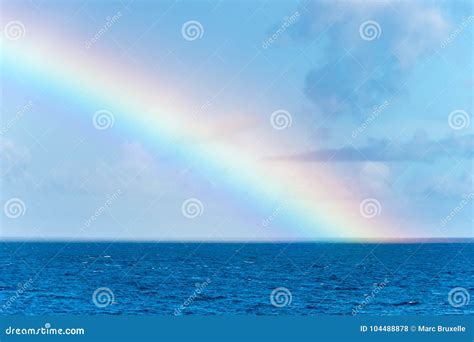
left=294, top=0, right=452, bottom=117
left=277, top=134, right=473, bottom=162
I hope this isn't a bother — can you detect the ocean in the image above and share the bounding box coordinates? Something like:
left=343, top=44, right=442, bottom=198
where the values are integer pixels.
left=1, top=242, right=472, bottom=315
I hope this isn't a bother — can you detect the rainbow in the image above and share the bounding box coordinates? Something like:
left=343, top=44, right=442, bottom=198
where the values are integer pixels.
left=0, top=24, right=400, bottom=240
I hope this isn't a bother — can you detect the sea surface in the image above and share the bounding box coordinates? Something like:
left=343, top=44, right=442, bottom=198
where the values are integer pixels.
left=0, top=242, right=472, bottom=315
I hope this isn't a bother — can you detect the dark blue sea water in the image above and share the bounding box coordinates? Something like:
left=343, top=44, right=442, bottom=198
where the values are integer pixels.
left=0, top=242, right=472, bottom=315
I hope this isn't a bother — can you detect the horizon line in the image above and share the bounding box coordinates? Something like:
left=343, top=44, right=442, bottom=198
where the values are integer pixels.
left=1, top=237, right=472, bottom=244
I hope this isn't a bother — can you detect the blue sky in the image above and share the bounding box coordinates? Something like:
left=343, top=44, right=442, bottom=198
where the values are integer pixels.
left=0, top=0, right=473, bottom=240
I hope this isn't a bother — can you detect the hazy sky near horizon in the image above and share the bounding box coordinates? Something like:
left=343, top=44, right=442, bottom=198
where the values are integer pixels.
left=1, top=0, right=473, bottom=241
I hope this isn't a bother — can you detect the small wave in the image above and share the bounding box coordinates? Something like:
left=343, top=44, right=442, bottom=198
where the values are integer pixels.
left=393, top=301, right=421, bottom=306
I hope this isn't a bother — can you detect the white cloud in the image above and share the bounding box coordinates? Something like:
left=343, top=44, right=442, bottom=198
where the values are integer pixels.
left=0, top=138, right=31, bottom=186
